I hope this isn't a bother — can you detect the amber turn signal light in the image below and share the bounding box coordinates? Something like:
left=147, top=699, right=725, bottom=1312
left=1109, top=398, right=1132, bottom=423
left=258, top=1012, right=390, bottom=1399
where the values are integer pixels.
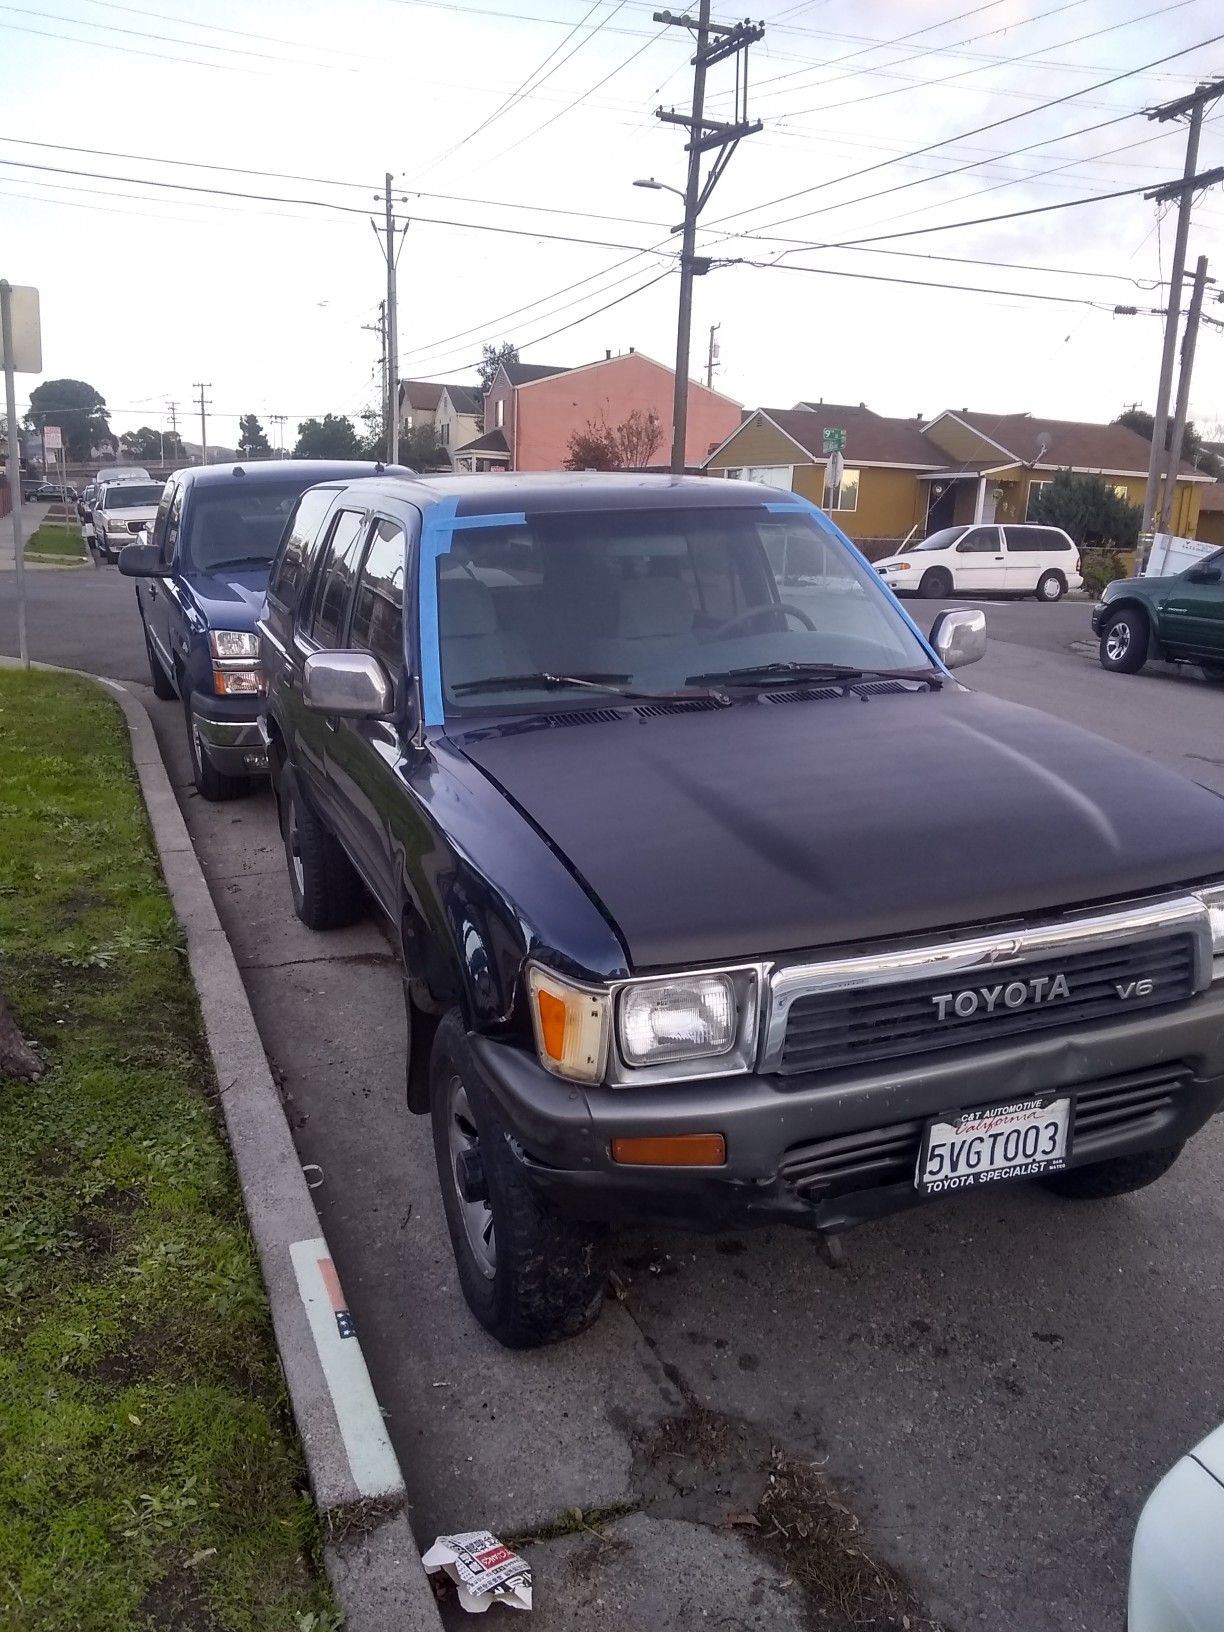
left=611, top=1133, right=726, bottom=1167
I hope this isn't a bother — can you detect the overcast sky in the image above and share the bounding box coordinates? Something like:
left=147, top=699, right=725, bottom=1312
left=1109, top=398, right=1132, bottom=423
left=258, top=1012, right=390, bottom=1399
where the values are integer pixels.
left=4, top=0, right=1223, bottom=449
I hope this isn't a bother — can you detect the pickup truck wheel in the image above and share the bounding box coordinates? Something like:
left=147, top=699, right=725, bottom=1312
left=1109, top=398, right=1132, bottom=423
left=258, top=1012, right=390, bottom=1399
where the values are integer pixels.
left=184, top=694, right=248, bottom=803
left=430, top=1012, right=608, bottom=1349
left=1039, top=1143, right=1182, bottom=1199
left=1099, top=608, right=1149, bottom=673
left=1035, top=570, right=1065, bottom=602
left=1201, top=660, right=1224, bottom=683
left=143, top=624, right=176, bottom=700
left=279, top=768, right=363, bottom=929
left=919, top=567, right=952, bottom=599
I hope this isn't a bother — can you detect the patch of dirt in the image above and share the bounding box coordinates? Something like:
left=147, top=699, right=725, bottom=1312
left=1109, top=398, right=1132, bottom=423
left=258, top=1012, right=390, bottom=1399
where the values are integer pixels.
left=136, top=1564, right=222, bottom=1632
left=324, top=1493, right=406, bottom=1544
left=68, top=1213, right=119, bottom=1256
left=54, top=888, right=108, bottom=928
left=633, top=1408, right=943, bottom=1631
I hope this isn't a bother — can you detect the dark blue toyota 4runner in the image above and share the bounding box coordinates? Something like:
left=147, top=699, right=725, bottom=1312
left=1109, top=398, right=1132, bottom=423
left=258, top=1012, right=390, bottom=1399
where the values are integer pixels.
left=119, top=460, right=397, bottom=798
left=259, top=472, right=1224, bottom=1349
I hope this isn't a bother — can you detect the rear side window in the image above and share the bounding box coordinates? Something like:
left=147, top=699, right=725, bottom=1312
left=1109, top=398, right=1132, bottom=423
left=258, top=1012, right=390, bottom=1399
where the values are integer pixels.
left=349, top=519, right=406, bottom=673
left=1004, top=526, right=1070, bottom=552
left=305, top=509, right=369, bottom=648
left=269, top=487, right=338, bottom=609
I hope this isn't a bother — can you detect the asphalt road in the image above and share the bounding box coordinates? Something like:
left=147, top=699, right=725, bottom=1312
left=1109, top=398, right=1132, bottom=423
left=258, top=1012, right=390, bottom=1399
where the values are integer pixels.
left=5, top=564, right=1224, bottom=1630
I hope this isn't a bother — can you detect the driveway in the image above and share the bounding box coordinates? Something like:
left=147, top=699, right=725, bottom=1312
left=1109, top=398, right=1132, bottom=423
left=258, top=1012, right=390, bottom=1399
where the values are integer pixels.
left=6, top=580, right=1224, bottom=1630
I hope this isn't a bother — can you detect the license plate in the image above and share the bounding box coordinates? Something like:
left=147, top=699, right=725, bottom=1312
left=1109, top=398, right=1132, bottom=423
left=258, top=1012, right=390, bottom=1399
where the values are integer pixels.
left=916, top=1095, right=1071, bottom=1196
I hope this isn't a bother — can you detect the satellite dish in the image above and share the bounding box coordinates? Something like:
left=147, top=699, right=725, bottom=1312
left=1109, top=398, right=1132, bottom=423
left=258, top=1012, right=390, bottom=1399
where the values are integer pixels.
left=1035, top=429, right=1053, bottom=459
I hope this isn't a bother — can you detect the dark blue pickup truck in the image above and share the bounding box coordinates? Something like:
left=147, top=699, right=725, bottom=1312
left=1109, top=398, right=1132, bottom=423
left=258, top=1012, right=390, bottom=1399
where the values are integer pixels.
left=119, top=460, right=400, bottom=799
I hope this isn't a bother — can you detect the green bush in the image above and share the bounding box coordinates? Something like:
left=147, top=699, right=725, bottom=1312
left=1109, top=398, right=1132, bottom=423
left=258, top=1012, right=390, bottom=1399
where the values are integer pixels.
left=1080, top=547, right=1128, bottom=596
left=1028, top=469, right=1142, bottom=550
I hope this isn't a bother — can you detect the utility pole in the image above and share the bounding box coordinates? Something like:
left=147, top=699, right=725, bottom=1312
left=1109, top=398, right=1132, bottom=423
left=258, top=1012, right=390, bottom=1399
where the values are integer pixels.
left=193, top=382, right=211, bottom=466
left=1159, top=254, right=1208, bottom=533
left=1140, top=80, right=1224, bottom=534
left=0, top=279, right=28, bottom=667
left=270, top=413, right=287, bottom=456
left=655, top=6, right=764, bottom=473
left=362, top=301, right=388, bottom=450
left=706, top=322, right=720, bottom=388
left=372, top=177, right=406, bottom=466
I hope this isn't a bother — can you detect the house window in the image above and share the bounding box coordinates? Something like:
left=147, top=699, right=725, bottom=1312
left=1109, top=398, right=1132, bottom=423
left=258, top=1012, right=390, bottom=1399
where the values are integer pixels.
left=1110, top=483, right=1131, bottom=501
left=822, top=466, right=860, bottom=512
left=495, top=399, right=505, bottom=429
left=1025, top=479, right=1049, bottom=521
left=725, top=465, right=792, bottom=488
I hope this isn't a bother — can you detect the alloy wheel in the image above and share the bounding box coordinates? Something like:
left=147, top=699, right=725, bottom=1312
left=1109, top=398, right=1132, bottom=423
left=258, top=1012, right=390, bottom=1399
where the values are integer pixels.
left=446, top=1075, right=496, bottom=1278
left=1105, top=622, right=1131, bottom=662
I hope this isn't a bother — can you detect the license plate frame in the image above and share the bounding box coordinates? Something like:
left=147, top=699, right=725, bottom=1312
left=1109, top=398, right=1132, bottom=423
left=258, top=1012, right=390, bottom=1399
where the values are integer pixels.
left=915, top=1094, right=1072, bottom=1197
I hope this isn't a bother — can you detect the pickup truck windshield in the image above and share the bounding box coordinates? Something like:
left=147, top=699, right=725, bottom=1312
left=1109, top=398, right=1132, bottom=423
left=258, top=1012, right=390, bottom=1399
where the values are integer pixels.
left=436, top=505, right=935, bottom=709
left=103, top=484, right=163, bottom=509
left=184, top=481, right=306, bottom=574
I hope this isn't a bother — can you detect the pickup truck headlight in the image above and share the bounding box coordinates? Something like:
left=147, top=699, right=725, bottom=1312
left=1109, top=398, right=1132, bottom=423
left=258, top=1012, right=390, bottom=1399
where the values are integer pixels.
left=209, top=630, right=259, bottom=659
left=1197, top=884, right=1224, bottom=977
left=620, top=975, right=737, bottom=1065
left=105, top=516, right=130, bottom=532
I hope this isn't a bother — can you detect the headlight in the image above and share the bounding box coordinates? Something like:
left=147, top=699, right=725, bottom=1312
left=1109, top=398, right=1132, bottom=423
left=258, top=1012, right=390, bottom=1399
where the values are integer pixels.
left=620, top=975, right=737, bottom=1066
left=105, top=515, right=129, bottom=531
left=1196, top=884, right=1224, bottom=977
left=209, top=630, right=259, bottom=659
left=526, top=966, right=609, bottom=1083
left=213, top=669, right=263, bottom=697
left=890, top=561, right=911, bottom=572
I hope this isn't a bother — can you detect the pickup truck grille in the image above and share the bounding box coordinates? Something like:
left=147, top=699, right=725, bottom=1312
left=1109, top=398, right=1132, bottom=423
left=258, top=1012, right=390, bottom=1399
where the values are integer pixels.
left=777, top=933, right=1195, bottom=1077
left=779, top=1062, right=1192, bottom=1201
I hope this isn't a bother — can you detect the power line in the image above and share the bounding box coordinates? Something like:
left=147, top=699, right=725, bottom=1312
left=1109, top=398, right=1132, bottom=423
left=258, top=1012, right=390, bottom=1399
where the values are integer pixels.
left=0, top=16, right=287, bottom=73
left=67, top=0, right=379, bottom=63
left=0, top=1, right=352, bottom=68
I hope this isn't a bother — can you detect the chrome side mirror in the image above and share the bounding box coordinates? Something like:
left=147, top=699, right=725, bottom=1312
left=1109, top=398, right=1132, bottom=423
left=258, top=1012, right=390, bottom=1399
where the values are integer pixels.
left=303, top=651, right=394, bottom=718
left=930, top=607, right=986, bottom=670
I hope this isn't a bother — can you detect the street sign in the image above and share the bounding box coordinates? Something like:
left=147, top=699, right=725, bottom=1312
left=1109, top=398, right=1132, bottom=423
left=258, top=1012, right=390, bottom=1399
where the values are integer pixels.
left=1, top=284, right=41, bottom=373
left=43, top=425, right=62, bottom=453
left=826, top=450, right=846, bottom=493
left=822, top=426, right=846, bottom=454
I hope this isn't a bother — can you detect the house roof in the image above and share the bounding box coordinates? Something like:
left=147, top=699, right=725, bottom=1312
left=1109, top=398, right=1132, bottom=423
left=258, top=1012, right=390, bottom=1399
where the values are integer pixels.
left=794, top=401, right=881, bottom=417
left=400, top=379, right=445, bottom=412
left=444, top=384, right=483, bottom=416
left=454, top=426, right=510, bottom=457
left=1198, top=481, right=1224, bottom=514
left=935, top=410, right=1208, bottom=479
left=501, top=362, right=569, bottom=386
left=758, top=406, right=942, bottom=468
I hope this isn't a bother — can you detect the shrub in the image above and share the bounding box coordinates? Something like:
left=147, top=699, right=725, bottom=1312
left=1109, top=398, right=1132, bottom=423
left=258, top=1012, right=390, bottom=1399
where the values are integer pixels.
left=1079, top=547, right=1128, bottom=596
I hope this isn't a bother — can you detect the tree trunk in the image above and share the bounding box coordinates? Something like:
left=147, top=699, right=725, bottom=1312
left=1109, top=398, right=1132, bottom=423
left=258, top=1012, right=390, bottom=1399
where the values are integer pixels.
left=0, top=993, right=41, bottom=1081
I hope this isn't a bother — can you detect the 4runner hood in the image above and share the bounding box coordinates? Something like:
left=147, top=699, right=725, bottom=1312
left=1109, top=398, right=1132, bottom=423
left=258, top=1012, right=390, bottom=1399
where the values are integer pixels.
left=184, top=568, right=267, bottom=630
left=457, top=688, right=1224, bottom=968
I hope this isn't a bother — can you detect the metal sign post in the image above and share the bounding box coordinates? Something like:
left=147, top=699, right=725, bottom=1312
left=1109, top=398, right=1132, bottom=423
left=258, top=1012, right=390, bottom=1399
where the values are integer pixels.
left=822, top=428, right=846, bottom=508
left=0, top=280, right=40, bottom=670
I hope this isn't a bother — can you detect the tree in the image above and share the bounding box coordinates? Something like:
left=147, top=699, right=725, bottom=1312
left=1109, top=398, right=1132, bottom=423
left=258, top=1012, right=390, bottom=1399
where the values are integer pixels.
left=24, top=379, right=112, bottom=461
left=1116, top=406, right=1222, bottom=479
left=1028, top=469, right=1142, bottom=550
left=478, top=342, right=519, bottom=394
left=564, top=409, right=663, bottom=471
left=237, top=414, right=271, bottom=458
left=293, top=415, right=361, bottom=459
left=402, top=423, right=448, bottom=469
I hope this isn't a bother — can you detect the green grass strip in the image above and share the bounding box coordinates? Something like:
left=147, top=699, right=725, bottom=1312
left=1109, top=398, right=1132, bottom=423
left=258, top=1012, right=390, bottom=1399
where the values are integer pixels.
left=0, top=672, right=339, bottom=1632
left=24, top=522, right=88, bottom=564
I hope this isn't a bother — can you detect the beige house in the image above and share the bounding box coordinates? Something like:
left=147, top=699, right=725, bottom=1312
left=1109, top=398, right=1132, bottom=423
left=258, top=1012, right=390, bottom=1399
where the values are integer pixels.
left=434, top=386, right=482, bottom=461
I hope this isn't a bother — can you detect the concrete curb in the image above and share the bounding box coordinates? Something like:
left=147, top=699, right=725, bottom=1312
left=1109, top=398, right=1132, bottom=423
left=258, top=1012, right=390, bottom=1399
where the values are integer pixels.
left=0, top=659, right=442, bottom=1632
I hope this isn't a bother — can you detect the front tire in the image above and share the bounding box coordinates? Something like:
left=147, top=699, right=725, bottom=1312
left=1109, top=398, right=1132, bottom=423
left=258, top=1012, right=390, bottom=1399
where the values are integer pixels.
left=430, top=1012, right=608, bottom=1348
left=1039, top=1144, right=1182, bottom=1200
left=919, top=567, right=952, bottom=599
left=1201, top=660, right=1224, bottom=684
left=184, top=692, right=248, bottom=802
left=1099, top=608, right=1149, bottom=673
left=279, top=767, right=363, bottom=929
left=1036, top=570, right=1065, bottom=602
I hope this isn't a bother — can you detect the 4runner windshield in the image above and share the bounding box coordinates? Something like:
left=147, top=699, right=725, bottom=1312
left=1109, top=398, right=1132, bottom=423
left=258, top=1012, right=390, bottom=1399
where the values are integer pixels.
left=436, top=505, right=936, bottom=710
left=103, top=484, right=163, bottom=509
left=183, top=480, right=308, bottom=574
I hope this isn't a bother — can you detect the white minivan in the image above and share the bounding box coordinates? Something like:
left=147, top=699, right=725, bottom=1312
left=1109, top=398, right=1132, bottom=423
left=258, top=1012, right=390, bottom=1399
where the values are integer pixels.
left=875, top=523, right=1082, bottom=601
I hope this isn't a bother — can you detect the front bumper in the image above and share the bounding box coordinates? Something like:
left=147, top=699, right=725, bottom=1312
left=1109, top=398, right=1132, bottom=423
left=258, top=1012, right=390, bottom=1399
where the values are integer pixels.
left=1090, top=600, right=1112, bottom=636
left=190, top=693, right=268, bottom=776
left=467, top=984, right=1224, bottom=1233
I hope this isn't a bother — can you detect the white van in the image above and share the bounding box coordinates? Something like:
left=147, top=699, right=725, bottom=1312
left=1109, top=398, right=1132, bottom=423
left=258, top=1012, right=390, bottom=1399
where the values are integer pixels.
left=875, top=523, right=1082, bottom=601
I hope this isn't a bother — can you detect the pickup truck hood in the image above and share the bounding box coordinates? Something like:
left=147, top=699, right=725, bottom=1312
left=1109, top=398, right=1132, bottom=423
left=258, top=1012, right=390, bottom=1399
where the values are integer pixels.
left=457, top=687, right=1224, bottom=968
left=183, top=568, right=267, bottom=630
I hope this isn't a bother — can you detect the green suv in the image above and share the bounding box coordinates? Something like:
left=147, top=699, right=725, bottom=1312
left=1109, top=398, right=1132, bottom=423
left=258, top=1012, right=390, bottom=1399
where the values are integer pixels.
left=1092, top=548, right=1224, bottom=681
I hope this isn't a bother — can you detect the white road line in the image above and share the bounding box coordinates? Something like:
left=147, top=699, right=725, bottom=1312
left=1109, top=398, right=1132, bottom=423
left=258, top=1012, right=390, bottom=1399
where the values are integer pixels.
left=290, top=1236, right=403, bottom=1499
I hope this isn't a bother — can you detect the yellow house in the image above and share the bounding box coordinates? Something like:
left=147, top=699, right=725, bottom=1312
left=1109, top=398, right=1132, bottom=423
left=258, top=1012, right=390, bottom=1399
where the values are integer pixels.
left=1196, top=481, right=1224, bottom=547
left=704, top=403, right=1213, bottom=557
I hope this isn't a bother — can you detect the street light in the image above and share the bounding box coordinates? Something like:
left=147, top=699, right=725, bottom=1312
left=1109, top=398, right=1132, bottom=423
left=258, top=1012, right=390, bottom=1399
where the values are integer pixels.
left=633, top=177, right=685, bottom=205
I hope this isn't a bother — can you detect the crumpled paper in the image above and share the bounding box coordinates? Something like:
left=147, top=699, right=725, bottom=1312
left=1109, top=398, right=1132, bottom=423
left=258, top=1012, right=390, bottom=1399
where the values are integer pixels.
left=422, top=1530, right=533, bottom=1613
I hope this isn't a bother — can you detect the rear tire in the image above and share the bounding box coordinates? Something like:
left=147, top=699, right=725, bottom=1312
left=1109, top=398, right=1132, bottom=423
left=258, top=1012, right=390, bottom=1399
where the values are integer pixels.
left=1039, top=1144, right=1182, bottom=1200
left=1036, top=570, right=1065, bottom=603
left=919, top=567, right=952, bottom=599
left=280, top=767, right=364, bottom=930
left=184, top=692, right=248, bottom=803
left=430, top=1011, right=608, bottom=1348
left=1201, top=660, right=1224, bottom=683
left=1099, top=608, right=1149, bottom=673
left=144, top=623, right=176, bottom=700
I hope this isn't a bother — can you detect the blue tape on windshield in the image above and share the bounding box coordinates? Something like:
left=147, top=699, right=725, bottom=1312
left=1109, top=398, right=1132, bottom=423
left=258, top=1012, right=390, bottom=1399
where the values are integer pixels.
left=762, top=494, right=943, bottom=670
left=417, top=502, right=528, bottom=727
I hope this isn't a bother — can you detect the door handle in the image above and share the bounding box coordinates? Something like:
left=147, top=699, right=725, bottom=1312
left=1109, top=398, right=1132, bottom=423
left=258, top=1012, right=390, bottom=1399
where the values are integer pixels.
left=148, top=583, right=157, bottom=599
left=323, top=717, right=337, bottom=734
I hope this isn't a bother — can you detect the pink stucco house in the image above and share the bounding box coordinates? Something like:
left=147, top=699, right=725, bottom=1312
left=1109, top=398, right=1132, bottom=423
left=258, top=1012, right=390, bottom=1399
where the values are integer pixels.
left=453, top=351, right=741, bottom=473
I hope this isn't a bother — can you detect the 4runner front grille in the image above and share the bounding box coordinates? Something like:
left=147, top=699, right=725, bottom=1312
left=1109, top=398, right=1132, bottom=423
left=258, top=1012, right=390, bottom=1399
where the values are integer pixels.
left=776, top=933, right=1195, bottom=1076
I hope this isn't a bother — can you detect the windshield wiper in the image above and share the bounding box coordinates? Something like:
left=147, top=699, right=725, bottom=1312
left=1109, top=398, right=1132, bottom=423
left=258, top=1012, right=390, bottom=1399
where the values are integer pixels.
left=451, top=671, right=729, bottom=704
left=684, top=660, right=943, bottom=691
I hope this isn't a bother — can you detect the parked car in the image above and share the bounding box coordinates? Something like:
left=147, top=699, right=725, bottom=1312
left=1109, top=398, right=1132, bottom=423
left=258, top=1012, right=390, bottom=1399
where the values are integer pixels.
left=29, top=480, right=77, bottom=502
left=258, top=472, right=1224, bottom=1350
left=1129, top=1422, right=1224, bottom=1629
left=875, top=523, right=1082, bottom=600
left=91, top=479, right=164, bottom=561
left=118, top=460, right=402, bottom=799
left=77, top=482, right=98, bottom=528
left=96, top=464, right=151, bottom=484
left=1092, top=547, right=1224, bottom=680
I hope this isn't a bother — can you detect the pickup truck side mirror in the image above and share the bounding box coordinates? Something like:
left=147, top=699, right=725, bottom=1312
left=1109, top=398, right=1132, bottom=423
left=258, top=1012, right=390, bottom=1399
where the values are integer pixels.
left=1186, top=564, right=1222, bottom=584
left=303, top=651, right=394, bottom=719
left=930, top=607, right=987, bottom=670
left=117, top=542, right=161, bottom=577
